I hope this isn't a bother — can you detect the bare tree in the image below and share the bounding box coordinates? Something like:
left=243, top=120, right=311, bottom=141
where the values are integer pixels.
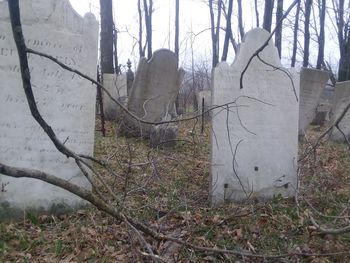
left=333, top=0, right=350, bottom=81
left=209, top=0, right=222, bottom=67
left=254, top=0, right=260, bottom=27
left=221, top=0, right=234, bottom=61
left=291, top=0, right=301, bottom=67
left=316, top=0, right=326, bottom=69
left=175, top=0, right=180, bottom=62
left=143, top=0, right=153, bottom=59
left=263, top=0, right=275, bottom=32
left=237, top=0, right=245, bottom=41
left=303, top=0, right=313, bottom=67
left=137, top=0, right=145, bottom=57
left=99, top=0, right=114, bottom=74
left=275, top=0, right=283, bottom=58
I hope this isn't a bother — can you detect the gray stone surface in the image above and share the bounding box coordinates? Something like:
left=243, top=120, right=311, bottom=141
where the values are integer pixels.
left=210, top=28, right=299, bottom=205
left=311, top=102, right=332, bottom=126
left=298, top=68, right=330, bottom=135
left=102, top=73, right=127, bottom=120
left=0, top=0, right=98, bottom=215
left=150, top=124, right=178, bottom=148
left=330, top=81, right=350, bottom=142
left=124, top=49, right=185, bottom=137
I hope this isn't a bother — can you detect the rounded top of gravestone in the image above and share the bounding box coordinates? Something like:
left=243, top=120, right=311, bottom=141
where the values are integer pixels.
left=231, top=28, right=282, bottom=70
left=149, top=49, right=177, bottom=63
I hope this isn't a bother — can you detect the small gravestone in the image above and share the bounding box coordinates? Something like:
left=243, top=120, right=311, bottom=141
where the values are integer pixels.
left=123, top=49, right=185, bottom=137
left=210, top=28, right=299, bottom=205
left=102, top=73, right=127, bottom=120
left=330, top=81, right=350, bottom=142
left=0, top=0, right=98, bottom=218
left=311, top=102, right=332, bottom=126
left=298, top=68, right=330, bottom=136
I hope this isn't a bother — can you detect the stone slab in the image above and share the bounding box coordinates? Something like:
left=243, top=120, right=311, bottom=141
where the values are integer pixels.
left=330, top=81, right=350, bottom=142
left=210, top=28, right=299, bottom=205
left=298, top=68, right=330, bottom=135
left=102, top=73, right=127, bottom=120
left=0, top=0, right=98, bottom=216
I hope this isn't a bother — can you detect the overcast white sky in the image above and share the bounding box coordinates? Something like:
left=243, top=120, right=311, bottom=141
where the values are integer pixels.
left=69, top=0, right=340, bottom=72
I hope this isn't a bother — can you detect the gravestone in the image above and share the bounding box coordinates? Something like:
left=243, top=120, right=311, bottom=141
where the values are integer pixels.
left=0, top=0, right=98, bottom=218
left=102, top=73, right=127, bottom=120
left=298, top=68, right=330, bottom=135
left=330, top=81, right=350, bottom=142
left=210, top=28, right=300, bottom=205
left=311, top=102, right=332, bottom=126
left=123, top=49, right=185, bottom=137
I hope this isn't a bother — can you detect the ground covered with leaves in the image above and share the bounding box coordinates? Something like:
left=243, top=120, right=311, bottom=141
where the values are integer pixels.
left=1, top=119, right=350, bottom=262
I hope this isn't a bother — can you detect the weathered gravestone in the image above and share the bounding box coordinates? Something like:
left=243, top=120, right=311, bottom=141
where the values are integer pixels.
left=298, top=68, right=330, bottom=136
left=102, top=73, right=127, bottom=120
left=122, top=49, right=185, bottom=138
left=330, top=81, right=350, bottom=142
left=210, top=28, right=300, bottom=205
left=0, top=0, right=98, bottom=218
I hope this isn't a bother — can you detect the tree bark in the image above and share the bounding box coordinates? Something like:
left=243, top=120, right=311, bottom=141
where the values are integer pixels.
left=291, top=0, right=300, bottom=67
left=303, top=0, right=313, bottom=67
left=221, top=0, right=234, bottom=61
left=316, top=0, right=326, bottom=69
left=99, top=0, right=114, bottom=74
left=237, top=0, right=245, bottom=41
left=137, top=0, right=145, bottom=58
left=275, top=0, right=283, bottom=58
left=263, top=0, right=274, bottom=32
left=143, top=0, right=153, bottom=60
left=209, top=0, right=222, bottom=67
left=254, top=0, right=260, bottom=27
left=175, top=0, right=180, bottom=62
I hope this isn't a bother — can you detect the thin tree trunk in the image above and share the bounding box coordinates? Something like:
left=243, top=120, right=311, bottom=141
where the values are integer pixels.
left=137, top=0, right=145, bottom=58
left=237, top=0, right=245, bottom=41
left=263, top=0, right=274, bottom=32
left=209, top=0, right=217, bottom=67
left=175, top=0, right=180, bottom=62
left=275, top=0, right=283, bottom=58
left=316, top=0, right=326, bottom=69
left=143, top=0, right=153, bottom=60
left=214, top=0, right=222, bottom=67
left=99, top=0, right=114, bottom=74
left=221, top=0, right=234, bottom=61
left=303, top=0, right=313, bottom=67
left=113, top=23, right=119, bottom=74
left=254, top=0, right=260, bottom=27
left=291, top=0, right=300, bottom=67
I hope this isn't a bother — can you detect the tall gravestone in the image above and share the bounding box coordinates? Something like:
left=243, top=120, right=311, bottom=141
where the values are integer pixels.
left=102, top=73, right=127, bottom=120
left=210, top=28, right=300, bottom=205
left=0, top=0, right=98, bottom=217
left=298, top=68, right=330, bottom=136
left=122, top=49, right=185, bottom=137
left=330, top=81, right=350, bottom=142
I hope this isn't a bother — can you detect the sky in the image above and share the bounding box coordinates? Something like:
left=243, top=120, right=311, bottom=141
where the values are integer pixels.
left=69, top=0, right=340, bottom=72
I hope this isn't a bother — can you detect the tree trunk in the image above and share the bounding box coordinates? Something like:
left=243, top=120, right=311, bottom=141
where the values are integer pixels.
left=99, top=0, right=114, bottom=74
left=209, top=0, right=222, bottom=68
left=303, top=0, right=313, bottom=67
left=254, top=0, right=260, bottom=27
left=143, top=0, right=153, bottom=60
left=291, top=0, right=300, bottom=67
left=137, top=0, right=145, bottom=58
left=316, top=0, right=326, bottom=69
left=221, top=0, right=234, bottom=61
left=237, top=0, right=245, bottom=41
left=275, top=0, right=283, bottom=58
left=263, top=0, right=274, bottom=32
left=175, top=0, right=180, bottom=62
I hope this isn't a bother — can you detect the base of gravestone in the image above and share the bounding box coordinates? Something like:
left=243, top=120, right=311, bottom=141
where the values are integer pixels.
left=150, top=124, right=178, bottom=148
left=311, top=111, right=328, bottom=126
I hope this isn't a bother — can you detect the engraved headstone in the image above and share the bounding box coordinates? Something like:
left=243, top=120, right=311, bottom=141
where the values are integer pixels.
left=210, top=28, right=299, bottom=205
left=0, top=0, right=98, bottom=217
left=298, top=68, right=330, bottom=135
left=123, top=49, right=185, bottom=137
left=102, top=73, right=127, bottom=120
left=330, top=81, right=350, bottom=142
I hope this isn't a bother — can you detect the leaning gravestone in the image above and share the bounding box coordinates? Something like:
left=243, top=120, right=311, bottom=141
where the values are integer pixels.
left=211, top=28, right=300, bottom=205
left=102, top=73, right=127, bottom=120
left=298, top=68, right=330, bottom=136
left=123, top=49, right=185, bottom=137
left=330, top=81, right=350, bottom=142
left=0, top=0, right=98, bottom=218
